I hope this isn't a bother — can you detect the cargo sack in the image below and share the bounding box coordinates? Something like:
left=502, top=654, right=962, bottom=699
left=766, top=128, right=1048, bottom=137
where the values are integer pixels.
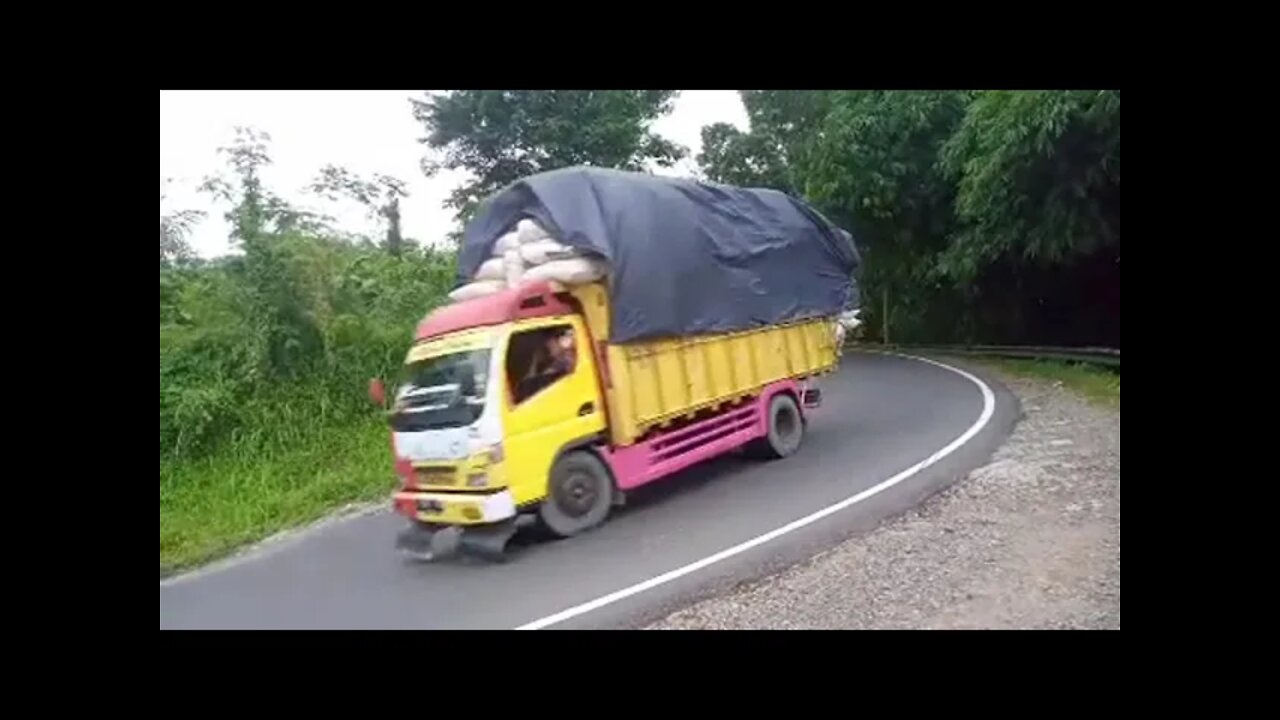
left=516, top=218, right=550, bottom=245
left=448, top=280, right=505, bottom=302
left=522, top=257, right=608, bottom=285
left=519, top=239, right=580, bottom=266
left=503, top=248, right=525, bottom=286
left=474, top=256, right=505, bottom=282
left=493, top=230, right=521, bottom=256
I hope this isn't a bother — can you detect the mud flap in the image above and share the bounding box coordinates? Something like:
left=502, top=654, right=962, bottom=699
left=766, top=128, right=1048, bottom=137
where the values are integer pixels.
left=457, top=519, right=520, bottom=562
left=396, top=519, right=519, bottom=563
left=801, top=386, right=822, bottom=409
left=395, top=522, right=457, bottom=562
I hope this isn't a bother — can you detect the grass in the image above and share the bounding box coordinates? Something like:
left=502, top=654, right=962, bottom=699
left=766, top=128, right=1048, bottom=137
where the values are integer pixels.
left=159, top=415, right=395, bottom=575
left=983, top=358, right=1120, bottom=409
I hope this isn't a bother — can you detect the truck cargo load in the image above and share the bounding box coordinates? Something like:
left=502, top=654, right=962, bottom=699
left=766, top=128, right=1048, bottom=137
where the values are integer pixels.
left=455, top=166, right=861, bottom=343
left=562, top=282, right=838, bottom=446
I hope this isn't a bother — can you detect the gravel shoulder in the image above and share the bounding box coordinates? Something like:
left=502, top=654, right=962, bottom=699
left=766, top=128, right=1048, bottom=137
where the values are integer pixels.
left=647, top=360, right=1120, bottom=630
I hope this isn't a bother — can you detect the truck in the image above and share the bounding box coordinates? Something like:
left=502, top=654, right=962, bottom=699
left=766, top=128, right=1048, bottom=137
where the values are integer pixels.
left=369, top=167, right=860, bottom=560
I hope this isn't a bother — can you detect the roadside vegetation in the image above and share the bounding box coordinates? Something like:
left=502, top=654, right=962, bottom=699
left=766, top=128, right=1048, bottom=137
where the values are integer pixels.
left=987, top=359, right=1120, bottom=409
left=160, top=91, right=1120, bottom=571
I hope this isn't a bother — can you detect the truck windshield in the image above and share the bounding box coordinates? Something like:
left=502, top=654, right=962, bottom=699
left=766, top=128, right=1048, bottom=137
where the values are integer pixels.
left=390, top=349, right=491, bottom=432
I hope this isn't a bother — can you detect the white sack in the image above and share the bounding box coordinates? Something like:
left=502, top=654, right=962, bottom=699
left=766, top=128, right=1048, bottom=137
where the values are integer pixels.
left=516, top=218, right=550, bottom=245
left=448, top=280, right=505, bottom=302
left=519, top=239, right=580, bottom=266
left=493, top=230, right=521, bottom=255
left=503, top=248, right=525, bottom=286
left=475, top=256, right=506, bottom=282
left=522, top=257, right=608, bottom=285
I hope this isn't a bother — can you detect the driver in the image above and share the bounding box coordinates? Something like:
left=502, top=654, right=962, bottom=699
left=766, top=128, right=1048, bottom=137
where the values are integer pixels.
left=517, top=329, right=576, bottom=401
left=542, top=329, right=576, bottom=377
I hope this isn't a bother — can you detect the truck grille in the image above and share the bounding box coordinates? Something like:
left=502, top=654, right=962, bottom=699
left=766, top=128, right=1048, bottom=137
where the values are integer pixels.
left=413, top=465, right=457, bottom=486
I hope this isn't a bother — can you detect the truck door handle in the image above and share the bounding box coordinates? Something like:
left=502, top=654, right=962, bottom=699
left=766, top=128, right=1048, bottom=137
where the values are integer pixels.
left=578, top=402, right=595, bottom=416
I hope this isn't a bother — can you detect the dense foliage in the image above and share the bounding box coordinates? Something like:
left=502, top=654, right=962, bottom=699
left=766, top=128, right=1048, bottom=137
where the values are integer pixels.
left=699, top=90, right=1120, bottom=347
left=159, top=132, right=455, bottom=464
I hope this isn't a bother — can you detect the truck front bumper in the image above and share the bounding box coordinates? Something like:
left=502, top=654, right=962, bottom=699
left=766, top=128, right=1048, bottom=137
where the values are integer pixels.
left=392, top=488, right=517, bottom=526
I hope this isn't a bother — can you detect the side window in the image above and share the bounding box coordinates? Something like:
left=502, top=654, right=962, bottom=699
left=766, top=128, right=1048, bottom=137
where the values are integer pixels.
left=506, top=324, right=578, bottom=405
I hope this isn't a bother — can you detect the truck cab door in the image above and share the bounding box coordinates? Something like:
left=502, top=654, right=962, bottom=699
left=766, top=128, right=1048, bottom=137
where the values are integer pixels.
left=500, top=317, right=606, bottom=506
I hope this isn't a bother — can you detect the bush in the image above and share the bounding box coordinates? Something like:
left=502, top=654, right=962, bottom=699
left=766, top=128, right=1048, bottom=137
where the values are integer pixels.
left=159, top=237, right=455, bottom=464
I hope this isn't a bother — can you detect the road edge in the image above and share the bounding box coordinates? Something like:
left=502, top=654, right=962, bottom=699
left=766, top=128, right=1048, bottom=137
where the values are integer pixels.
left=160, top=499, right=389, bottom=587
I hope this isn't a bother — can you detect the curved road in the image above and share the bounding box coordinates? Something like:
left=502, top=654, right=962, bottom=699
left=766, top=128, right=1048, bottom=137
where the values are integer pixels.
left=159, top=352, right=1018, bottom=630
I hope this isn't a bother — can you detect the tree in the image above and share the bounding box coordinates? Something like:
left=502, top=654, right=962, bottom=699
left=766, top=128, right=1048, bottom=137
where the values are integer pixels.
left=937, top=90, right=1121, bottom=344
left=309, top=165, right=410, bottom=257
left=160, top=186, right=204, bottom=268
left=197, top=127, right=331, bottom=376
left=694, top=90, right=1121, bottom=347
left=199, top=127, right=330, bottom=247
left=697, top=122, right=792, bottom=191
left=793, top=91, right=974, bottom=341
left=938, top=90, right=1120, bottom=283
left=411, top=91, right=686, bottom=224
left=698, top=91, right=835, bottom=193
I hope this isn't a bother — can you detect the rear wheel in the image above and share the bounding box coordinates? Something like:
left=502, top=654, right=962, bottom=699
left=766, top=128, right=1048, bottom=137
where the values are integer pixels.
left=746, top=393, right=804, bottom=459
left=538, top=450, right=614, bottom=538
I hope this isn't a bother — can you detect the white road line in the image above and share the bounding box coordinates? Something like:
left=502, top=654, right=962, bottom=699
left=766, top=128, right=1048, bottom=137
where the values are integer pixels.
left=513, top=353, right=998, bottom=630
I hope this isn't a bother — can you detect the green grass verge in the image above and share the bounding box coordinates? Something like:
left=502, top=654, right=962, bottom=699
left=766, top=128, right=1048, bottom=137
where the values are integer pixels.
left=160, top=416, right=395, bottom=575
left=983, top=358, right=1120, bottom=409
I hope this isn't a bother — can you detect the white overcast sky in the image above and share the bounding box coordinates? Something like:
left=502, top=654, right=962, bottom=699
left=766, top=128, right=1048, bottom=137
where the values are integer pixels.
left=159, top=90, right=749, bottom=258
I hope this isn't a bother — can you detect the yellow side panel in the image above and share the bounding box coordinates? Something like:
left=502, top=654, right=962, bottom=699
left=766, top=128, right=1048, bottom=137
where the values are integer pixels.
left=607, top=317, right=840, bottom=446
left=563, top=282, right=840, bottom=447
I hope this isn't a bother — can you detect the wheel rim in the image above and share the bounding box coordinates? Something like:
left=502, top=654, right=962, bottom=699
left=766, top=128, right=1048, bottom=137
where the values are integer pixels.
left=555, top=470, right=599, bottom=517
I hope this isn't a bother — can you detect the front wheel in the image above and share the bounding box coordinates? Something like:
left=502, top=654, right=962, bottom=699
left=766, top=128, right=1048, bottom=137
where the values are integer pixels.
left=746, top=393, right=804, bottom=459
left=538, top=450, right=614, bottom=538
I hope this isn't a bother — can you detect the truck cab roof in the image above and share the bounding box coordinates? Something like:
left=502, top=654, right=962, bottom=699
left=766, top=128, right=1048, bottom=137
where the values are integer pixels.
left=415, top=281, right=577, bottom=342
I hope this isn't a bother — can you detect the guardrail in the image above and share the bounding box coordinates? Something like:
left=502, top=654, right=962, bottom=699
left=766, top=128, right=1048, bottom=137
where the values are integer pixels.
left=845, top=342, right=1120, bottom=368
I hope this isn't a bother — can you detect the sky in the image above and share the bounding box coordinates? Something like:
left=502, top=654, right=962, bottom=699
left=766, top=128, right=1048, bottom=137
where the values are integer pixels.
left=159, top=90, right=749, bottom=258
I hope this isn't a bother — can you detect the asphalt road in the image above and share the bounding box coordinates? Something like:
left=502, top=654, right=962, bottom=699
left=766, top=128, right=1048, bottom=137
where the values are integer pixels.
left=159, top=351, right=1018, bottom=630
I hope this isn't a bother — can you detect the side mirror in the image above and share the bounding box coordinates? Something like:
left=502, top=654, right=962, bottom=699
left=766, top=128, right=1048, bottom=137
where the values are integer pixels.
left=368, top=378, right=386, bottom=407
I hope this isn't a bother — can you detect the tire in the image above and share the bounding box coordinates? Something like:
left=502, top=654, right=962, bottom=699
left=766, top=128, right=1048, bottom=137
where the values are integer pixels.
left=746, top=393, right=804, bottom=460
left=537, top=450, right=614, bottom=538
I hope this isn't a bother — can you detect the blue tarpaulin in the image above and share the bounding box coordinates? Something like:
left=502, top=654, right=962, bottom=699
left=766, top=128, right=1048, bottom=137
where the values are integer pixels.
left=456, top=166, right=861, bottom=343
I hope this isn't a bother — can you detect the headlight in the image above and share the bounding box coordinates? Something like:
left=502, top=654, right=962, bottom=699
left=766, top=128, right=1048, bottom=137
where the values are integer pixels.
left=467, top=435, right=503, bottom=463
left=467, top=472, right=488, bottom=488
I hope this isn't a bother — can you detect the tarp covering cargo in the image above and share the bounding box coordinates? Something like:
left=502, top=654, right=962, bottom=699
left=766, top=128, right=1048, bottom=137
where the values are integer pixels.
left=456, top=166, right=861, bottom=343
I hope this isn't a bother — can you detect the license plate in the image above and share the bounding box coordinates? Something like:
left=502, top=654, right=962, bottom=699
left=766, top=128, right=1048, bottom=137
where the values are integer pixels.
left=417, top=499, right=444, bottom=513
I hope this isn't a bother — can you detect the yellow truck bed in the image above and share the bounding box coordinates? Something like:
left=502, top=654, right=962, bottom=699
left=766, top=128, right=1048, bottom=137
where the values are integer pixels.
left=568, top=283, right=841, bottom=446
